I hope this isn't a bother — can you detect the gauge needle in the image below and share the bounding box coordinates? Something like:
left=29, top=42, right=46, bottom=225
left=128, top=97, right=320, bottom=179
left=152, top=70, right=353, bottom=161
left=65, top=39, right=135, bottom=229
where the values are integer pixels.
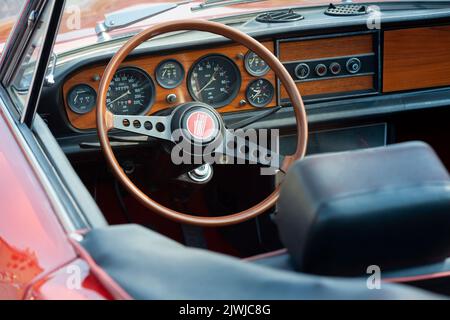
left=251, top=89, right=262, bottom=99
left=73, top=90, right=86, bottom=102
left=197, top=71, right=218, bottom=94
left=107, top=90, right=130, bottom=106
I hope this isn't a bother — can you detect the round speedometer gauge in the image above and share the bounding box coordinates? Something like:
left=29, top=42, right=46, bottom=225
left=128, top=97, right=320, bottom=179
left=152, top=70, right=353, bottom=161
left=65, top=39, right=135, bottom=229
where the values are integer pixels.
left=188, top=55, right=241, bottom=109
left=107, top=67, right=155, bottom=115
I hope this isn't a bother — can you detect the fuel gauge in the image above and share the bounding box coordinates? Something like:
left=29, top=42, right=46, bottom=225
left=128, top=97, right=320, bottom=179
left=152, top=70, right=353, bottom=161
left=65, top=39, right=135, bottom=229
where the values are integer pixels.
left=155, top=59, right=185, bottom=89
left=246, top=78, right=274, bottom=108
left=244, top=51, right=270, bottom=76
left=67, top=84, right=97, bottom=114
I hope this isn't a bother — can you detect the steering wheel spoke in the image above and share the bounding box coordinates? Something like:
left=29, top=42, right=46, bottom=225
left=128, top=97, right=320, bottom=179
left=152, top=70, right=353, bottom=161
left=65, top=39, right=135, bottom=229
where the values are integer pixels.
left=112, top=114, right=173, bottom=141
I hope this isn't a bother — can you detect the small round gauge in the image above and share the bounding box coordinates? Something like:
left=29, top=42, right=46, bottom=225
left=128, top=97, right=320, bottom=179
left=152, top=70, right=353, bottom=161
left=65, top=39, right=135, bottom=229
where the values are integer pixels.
left=244, top=51, right=270, bottom=76
left=67, top=84, right=97, bottom=114
left=246, top=78, right=274, bottom=108
left=188, top=54, right=241, bottom=108
left=155, top=59, right=184, bottom=89
left=106, top=67, right=155, bottom=115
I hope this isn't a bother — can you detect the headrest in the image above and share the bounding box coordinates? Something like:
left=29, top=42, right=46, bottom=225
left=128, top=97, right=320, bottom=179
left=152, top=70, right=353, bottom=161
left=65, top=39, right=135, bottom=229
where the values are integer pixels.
left=276, top=142, right=450, bottom=276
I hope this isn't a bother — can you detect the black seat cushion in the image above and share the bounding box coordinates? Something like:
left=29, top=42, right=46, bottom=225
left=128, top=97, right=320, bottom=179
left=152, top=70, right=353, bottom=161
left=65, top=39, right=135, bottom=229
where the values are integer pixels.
left=81, top=224, right=440, bottom=299
left=276, top=141, right=450, bottom=276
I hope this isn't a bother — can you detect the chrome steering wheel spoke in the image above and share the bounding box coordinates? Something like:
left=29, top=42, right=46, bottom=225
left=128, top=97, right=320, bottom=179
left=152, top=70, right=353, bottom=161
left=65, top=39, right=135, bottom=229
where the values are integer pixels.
left=112, top=114, right=173, bottom=141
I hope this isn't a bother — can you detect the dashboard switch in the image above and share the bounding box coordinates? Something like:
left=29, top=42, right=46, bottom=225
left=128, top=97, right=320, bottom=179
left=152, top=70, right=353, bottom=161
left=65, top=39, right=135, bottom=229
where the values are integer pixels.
left=346, top=58, right=362, bottom=74
left=330, top=62, right=341, bottom=75
left=295, top=63, right=310, bottom=79
left=166, top=93, right=177, bottom=104
left=315, top=64, right=327, bottom=77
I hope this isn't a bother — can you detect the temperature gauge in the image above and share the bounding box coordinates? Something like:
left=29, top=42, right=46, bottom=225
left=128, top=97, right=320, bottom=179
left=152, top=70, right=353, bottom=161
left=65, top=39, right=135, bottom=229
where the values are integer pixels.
left=246, top=78, right=274, bottom=108
left=155, top=59, right=185, bottom=89
left=67, top=84, right=97, bottom=114
left=244, top=51, right=270, bottom=76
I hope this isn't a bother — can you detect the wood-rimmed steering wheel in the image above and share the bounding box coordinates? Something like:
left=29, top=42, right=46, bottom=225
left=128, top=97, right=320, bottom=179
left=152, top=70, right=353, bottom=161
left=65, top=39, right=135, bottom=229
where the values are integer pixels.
left=97, top=20, right=308, bottom=227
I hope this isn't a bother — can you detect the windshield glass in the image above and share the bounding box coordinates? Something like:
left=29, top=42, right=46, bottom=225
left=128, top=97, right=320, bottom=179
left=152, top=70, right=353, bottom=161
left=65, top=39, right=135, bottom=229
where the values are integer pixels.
left=0, top=0, right=442, bottom=55
left=53, top=0, right=364, bottom=54
left=0, top=0, right=26, bottom=52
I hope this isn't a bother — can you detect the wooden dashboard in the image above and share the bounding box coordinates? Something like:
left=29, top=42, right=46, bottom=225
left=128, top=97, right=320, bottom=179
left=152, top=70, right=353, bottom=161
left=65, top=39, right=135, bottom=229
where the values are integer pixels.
left=278, top=33, right=377, bottom=100
left=63, top=42, right=276, bottom=130
left=63, top=24, right=450, bottom=131
left=383, top=25, right=450, bottom=92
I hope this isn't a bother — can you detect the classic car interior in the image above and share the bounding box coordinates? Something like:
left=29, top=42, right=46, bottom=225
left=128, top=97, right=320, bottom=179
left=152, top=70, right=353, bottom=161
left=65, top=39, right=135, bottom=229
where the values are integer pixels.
left=12, top=0, right=450, bottom=298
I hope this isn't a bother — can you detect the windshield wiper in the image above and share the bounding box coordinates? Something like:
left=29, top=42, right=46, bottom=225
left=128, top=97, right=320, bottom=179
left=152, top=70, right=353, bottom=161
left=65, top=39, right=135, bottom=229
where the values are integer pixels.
left=95, top=1, right=192, bottom=42
left=191, top=0, right=267, bottom=12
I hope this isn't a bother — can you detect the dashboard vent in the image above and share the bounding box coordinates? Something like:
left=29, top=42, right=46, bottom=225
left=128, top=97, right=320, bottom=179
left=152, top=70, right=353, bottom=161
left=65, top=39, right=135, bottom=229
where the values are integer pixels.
left=325, top=4, right=368, bottom=16
left=256, top=9, right=304, bottom=23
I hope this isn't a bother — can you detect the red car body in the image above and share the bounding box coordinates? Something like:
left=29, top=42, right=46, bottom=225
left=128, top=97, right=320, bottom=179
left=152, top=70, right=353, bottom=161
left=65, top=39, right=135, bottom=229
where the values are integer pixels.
left=0, top=105, right=112, bottom=299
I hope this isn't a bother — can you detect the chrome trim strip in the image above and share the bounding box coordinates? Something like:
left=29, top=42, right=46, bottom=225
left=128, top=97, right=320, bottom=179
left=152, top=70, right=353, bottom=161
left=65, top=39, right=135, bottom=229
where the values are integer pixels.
left=0, top=96, right=77, bottom=232
left=281, top=53, right=376, bottom=65
left=21, top=0, right=64, bottom=127
left=293, top=72, right=375, bottom=83
left=0, top=0, right=45, bottom=85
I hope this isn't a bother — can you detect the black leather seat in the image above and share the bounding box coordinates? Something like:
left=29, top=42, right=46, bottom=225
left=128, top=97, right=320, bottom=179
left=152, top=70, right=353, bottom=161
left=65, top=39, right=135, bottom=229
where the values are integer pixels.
left=80, top=224, right=441, bottom=299
left=77, top=141, right=449, bottom=299
left=276, top=141, right=450, bottom=277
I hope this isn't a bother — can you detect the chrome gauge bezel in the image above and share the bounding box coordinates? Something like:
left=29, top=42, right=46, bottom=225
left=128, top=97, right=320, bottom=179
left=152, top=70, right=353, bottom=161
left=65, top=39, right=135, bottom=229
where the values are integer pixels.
left=155, top=59, right=185, bottom=89
left=67, top=84, right=97, bottom=115
left=106, top=66, right=155, bottom=115
left=245, top=78, right=274, bottom=108
left=187, top=54, right=241, bottom=109
left=244, top=50, right=270, bottom=77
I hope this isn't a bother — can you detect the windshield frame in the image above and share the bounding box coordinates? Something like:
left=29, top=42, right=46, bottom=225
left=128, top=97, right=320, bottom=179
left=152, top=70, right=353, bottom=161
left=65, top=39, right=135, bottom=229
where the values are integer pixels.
left=0, top=0, right=65, bottom=126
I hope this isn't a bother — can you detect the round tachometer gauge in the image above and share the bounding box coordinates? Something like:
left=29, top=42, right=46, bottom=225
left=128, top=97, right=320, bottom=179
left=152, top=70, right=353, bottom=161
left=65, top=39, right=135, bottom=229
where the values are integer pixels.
left=106, top=67, right=155, bottom=115
left=188, top=55, right=241, bottom=108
